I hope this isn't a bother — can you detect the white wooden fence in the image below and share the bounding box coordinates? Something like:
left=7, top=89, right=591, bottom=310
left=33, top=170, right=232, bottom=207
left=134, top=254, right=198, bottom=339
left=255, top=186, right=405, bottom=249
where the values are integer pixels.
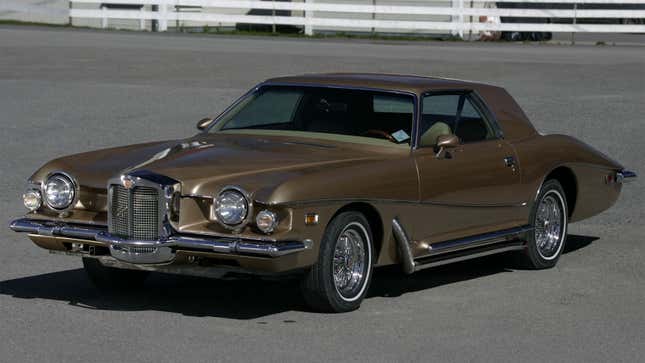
left=69, top=0, right=645, bottom=38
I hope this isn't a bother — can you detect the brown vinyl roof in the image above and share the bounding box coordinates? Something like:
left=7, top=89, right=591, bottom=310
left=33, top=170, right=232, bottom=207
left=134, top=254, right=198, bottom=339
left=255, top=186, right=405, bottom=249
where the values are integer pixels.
left=264, top=73, right=498, bottom=95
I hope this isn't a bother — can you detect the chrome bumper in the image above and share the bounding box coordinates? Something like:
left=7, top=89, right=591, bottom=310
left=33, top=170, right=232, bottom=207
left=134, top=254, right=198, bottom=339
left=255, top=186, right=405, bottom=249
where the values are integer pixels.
left=9, top=218, right=309, bottom=264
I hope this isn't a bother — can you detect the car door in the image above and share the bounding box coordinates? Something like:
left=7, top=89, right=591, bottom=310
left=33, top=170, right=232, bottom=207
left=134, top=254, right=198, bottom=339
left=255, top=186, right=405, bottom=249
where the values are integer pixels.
left=413, top=91, right=526, bottom=245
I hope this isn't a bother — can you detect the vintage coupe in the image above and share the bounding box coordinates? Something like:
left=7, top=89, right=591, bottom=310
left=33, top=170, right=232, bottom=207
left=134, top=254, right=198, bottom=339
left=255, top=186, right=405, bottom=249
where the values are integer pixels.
left=10, top=74, right=635, bottom=312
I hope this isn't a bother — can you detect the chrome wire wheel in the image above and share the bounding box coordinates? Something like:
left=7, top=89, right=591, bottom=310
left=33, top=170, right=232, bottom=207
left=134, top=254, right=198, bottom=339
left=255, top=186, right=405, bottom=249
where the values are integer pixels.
left=534, top=190, right=566, bottom=260
left=332, top=222, right=370, bottom=302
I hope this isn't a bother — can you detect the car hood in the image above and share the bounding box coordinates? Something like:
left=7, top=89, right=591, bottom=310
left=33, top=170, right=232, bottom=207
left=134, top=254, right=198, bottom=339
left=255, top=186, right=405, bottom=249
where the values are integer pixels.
left=32, top=133, right=394, bottom=198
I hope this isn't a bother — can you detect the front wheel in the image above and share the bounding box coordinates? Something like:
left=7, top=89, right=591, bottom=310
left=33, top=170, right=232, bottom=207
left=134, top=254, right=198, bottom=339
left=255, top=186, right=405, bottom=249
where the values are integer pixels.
left=300, top=212, right=374, bottom=313
left=521, top=179, right=568, bottom=269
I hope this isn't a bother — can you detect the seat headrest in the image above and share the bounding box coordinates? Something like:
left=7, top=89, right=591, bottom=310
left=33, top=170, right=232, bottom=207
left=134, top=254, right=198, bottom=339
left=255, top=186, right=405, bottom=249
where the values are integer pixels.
left=420, top=122, right=452, bottom=146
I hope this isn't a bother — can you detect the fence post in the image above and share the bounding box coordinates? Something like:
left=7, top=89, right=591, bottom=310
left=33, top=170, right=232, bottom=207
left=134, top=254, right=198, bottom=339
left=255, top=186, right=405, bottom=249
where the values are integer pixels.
left=571, top=3, right=577, bottom=45
left=159, top=1, right=168, bottom=31
left=458, top=0, right=464, bottom=39
left=304, top=0, right=314, bottom=36
left=101, top=5, right=107, bottom=29
left=140, top=6, right=145, bottom=30
left=450, top=0, right=458, bottom=37
left=272, top=0, right=276, bottom=34
left=68, top=0, right=72, bottom=27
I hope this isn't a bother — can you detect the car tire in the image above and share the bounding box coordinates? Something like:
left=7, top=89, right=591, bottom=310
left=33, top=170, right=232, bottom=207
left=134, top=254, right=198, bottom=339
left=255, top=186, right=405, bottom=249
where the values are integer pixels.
left=82, top=257, right=149, bottom=291
left=300, top=211, right=374, bottom=313
left=521, top=179, right=568, bottom=269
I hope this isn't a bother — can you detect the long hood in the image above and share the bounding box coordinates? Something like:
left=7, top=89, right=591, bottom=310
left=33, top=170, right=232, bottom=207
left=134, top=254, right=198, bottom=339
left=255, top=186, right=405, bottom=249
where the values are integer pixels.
left=31, top=133, right=389, bottom=197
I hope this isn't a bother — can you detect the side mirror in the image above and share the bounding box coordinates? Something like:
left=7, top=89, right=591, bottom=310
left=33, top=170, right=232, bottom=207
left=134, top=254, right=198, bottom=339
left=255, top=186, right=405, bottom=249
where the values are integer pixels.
left=435, top=134, right=459, bottom=158
left=196, top=117, right=214, bottom=131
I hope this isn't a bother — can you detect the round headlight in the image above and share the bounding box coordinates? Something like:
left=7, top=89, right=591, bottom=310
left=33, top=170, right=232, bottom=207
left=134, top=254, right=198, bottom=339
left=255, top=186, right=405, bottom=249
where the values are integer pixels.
left=214, top=189, right=248, bottom=226
left=255, top=210, right=278, bottom=234
left=44, top=173, right=75, bottom=210
left=23, top=189, right=42, bottom=212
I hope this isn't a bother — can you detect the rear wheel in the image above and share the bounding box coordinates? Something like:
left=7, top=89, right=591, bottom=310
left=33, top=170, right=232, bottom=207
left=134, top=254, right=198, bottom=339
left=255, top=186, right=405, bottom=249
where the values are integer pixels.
left=82, top=257, right=149, bottom=291
left=521, top=179, right=568, bottom=269
left=301, top=212, right=374, bottom=313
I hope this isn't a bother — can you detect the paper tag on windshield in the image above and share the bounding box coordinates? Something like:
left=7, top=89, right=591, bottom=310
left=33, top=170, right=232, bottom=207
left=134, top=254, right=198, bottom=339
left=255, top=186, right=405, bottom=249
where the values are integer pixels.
left=391, top=130, right=410, bottom=143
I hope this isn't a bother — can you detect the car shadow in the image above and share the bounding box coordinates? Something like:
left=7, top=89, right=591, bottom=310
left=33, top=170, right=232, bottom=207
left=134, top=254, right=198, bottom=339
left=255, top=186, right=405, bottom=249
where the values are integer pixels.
left=0, top=234, right=597, bottom=319
left=563, top=234, right=598, bottom=254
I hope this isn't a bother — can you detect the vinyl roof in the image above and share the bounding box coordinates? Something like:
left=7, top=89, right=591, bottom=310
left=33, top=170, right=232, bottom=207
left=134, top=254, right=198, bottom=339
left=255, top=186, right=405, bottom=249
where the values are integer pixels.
left=264, top=73, right=498, bottom=95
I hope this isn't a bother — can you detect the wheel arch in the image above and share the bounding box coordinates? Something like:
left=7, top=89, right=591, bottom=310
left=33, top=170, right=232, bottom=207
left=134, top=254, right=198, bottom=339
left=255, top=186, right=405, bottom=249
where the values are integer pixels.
left=330, top=202, right=384, bottom=262
left=542, top=166, right=578, bottom=218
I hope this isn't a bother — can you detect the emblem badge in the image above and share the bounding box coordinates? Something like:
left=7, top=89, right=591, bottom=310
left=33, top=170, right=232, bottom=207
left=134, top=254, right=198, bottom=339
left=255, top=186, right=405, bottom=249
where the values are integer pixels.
left=122, top=175, right=135, bottom=190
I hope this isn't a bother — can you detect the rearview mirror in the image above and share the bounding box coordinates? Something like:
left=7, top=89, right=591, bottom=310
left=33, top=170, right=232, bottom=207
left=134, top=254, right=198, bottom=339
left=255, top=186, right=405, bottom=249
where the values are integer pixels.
left=196, top=117, right=214, bottom=131
left=435, top=134, right=459, bottom=158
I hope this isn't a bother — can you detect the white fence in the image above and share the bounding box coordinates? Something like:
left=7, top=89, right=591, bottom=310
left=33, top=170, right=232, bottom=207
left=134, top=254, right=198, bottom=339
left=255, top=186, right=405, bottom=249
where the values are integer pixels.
left=69, top=0, right=645, bottom=38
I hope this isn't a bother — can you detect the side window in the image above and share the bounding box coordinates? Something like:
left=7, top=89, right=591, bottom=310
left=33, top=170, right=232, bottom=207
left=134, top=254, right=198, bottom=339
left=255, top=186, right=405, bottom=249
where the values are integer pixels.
left=419, top=93, right=495, bottom=147
left=373, top=94, right=413, bottom=114
left=419, top=94, right=460, bottom=147
left=455, top=97, right=494, bottom=143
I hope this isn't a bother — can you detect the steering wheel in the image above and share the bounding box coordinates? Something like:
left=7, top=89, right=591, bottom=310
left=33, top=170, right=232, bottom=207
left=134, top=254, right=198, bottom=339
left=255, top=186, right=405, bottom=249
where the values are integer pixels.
left=363, top=129, right=397, bottom=143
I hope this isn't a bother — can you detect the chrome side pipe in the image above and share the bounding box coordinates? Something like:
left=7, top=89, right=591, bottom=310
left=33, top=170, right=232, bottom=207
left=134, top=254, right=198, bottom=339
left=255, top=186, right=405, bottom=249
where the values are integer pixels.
left=392, top=218, right=529, bottom=274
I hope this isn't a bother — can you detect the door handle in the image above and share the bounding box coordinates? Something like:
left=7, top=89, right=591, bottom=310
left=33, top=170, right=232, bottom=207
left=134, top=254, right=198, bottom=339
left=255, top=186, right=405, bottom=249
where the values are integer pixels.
left=504, top=156, right=518, bottom=173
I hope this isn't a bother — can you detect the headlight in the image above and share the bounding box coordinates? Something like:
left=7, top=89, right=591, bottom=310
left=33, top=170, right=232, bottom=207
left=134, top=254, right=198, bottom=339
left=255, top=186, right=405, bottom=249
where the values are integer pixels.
left=44, top=173, right=76, bottom=210
left=256, top=210, right=278, bottom=234
left=214, top=189, right=249, bottom=226
left=23, top=190, right=42, bottom=211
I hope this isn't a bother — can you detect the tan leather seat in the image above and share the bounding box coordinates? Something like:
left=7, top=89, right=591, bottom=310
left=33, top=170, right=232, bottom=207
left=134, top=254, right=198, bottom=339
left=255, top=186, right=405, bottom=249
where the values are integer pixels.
left=420, top=122, right=452, bottom=146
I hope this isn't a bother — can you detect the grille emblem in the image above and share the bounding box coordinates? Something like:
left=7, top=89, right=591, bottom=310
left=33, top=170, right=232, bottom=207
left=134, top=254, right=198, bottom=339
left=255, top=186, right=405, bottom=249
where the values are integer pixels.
left=122, top=175, right=135, bottom=190
left=114, top=205, right=128, bottom=219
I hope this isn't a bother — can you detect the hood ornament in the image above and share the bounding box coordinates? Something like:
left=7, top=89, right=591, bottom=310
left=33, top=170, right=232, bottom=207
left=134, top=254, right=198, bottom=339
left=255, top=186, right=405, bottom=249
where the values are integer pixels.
left=121, top=175, right=135, bottom=190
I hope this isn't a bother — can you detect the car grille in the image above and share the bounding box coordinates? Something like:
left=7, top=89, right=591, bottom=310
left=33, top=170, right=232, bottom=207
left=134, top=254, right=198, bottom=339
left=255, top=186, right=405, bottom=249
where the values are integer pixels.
left=109, top=185, right=160, bottom=240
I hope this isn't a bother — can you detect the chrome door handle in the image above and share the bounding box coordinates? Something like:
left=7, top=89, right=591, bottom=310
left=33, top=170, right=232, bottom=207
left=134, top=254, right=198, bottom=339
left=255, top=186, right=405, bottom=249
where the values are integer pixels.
left=504, top=156, right=516, bottom=168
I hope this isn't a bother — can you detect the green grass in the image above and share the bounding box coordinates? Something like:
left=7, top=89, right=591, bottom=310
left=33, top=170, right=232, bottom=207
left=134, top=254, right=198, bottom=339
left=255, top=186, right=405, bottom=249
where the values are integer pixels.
left=193, top=27, right=461, bottom=42
left=0, top=20, right=71, bottom=28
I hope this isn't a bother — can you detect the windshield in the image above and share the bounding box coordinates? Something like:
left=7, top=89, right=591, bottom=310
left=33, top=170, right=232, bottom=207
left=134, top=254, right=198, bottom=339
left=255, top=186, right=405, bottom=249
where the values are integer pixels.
left=211, top=86, right=415, bottom=145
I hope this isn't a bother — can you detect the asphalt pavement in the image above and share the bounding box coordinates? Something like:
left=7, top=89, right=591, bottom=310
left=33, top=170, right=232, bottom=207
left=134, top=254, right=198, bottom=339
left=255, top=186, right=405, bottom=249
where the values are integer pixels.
left=0, top=26, right=643, bottom=362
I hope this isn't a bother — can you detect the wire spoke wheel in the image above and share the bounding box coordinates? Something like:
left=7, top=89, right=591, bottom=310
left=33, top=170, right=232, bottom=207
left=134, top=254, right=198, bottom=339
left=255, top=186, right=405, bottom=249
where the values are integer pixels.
left=300, top=212, right=373, bottom=312
left=534, top=190, right=565, bottom=260
left=332, top=224, right=367, bottom=300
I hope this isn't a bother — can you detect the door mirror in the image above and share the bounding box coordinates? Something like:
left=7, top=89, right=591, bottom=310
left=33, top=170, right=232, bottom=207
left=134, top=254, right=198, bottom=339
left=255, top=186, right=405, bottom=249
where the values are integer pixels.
left=196, top=117, right=214, bottom=131
left=435, top=134, right=459, bottom=158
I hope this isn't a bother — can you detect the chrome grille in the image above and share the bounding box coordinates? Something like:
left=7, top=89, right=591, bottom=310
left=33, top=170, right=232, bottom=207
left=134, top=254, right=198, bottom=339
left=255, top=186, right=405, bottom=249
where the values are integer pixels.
left=109, top=185, right=160, bottom=240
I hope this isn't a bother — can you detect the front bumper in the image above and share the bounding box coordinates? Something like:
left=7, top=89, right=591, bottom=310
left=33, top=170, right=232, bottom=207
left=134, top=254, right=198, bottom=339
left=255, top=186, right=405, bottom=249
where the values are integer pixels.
left=9, top=218, right=310, bottom=265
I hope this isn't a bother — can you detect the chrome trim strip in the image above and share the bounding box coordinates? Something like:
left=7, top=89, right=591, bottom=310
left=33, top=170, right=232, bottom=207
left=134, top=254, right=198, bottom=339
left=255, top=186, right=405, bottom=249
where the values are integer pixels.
left=391, top=218, right=416, bottom=275
left=268, top=197, right=528, bottom=209
left=388, top=219, right=530, bottom=274
left=414, top=244, right=525, bottom=271
left=9, top=218, right=307, bottom=263
left=423, top=225, right=533, bottom=257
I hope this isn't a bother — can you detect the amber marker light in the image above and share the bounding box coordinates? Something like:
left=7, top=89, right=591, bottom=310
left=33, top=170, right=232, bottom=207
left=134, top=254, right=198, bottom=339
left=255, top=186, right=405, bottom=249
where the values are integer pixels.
left=304, top=213, right=319, bottom=225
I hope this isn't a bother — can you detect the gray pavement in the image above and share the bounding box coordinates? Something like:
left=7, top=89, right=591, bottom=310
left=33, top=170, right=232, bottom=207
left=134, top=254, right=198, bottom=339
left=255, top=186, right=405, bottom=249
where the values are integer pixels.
left=0, top=27, right=643, bottom=362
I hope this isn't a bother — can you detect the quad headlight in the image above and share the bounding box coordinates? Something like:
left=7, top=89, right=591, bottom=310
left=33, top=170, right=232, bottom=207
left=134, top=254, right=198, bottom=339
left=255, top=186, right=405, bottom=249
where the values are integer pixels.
left=23, top=189, right=42, bottom=211
left=255, top=210, right=279, bottom=234
left=43, top=173, right=76, bottom=210
left=214, top=188, right=249, bottom=227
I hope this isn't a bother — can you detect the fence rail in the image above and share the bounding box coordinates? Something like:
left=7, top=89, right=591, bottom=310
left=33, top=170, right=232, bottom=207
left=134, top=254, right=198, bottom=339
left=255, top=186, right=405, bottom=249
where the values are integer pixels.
left=69, top=0, right=645, bottom=38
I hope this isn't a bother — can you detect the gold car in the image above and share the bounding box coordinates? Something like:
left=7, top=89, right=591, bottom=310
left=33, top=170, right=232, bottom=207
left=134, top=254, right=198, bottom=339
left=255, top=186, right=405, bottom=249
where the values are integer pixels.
left=10, top=74, right=636, bottom=312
